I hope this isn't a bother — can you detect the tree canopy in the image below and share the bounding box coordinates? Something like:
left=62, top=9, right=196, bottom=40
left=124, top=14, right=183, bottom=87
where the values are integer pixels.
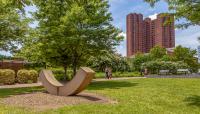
left=17, top=0, right=123, bottom=78
left=0, top=0, right=31, bottom=52
left=145, top=0, right=200, bottom=28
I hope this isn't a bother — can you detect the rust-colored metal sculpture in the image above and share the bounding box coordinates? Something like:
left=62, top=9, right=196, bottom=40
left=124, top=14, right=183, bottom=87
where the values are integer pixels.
left=39, top=67, right=95, bottom=96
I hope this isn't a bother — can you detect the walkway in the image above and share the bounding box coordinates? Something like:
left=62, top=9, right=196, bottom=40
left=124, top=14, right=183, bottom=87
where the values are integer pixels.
left=0, top=77, right=145, bottom=89
left=0, top=83, right=43, bottom=89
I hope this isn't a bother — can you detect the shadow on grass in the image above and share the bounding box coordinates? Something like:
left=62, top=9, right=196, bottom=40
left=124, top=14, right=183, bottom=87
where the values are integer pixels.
left=75, top=94, right=101, bottom=101
left=88, top=80, right=138, bottom=90
left=184, top=95, right=200, bottom=107
left=0, top=87, right=44, bottom=98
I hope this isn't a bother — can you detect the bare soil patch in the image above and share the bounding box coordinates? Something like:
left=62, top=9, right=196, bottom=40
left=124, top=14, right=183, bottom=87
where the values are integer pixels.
left=0, top=92, right=117, bottom=111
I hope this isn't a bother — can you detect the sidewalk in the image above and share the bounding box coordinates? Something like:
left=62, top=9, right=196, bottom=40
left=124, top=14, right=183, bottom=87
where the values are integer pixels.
left=0, top=82, right=42, bottom=89
left=0, top=77, right=145, bottom=89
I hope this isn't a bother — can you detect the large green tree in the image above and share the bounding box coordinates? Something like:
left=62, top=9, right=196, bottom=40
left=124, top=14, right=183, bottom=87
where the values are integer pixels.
left=0, top=0, right=30, bottom=52
left=172, top=45, right=198, bottom=72
left=145, top=0, right=200, bottom=28
left=19, top=0, right=123, bottom=78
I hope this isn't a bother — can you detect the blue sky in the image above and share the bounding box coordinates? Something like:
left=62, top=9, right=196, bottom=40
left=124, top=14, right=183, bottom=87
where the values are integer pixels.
left=109, top=0, right=200, bottom=56
left=1, top=0, right=200, bottom=56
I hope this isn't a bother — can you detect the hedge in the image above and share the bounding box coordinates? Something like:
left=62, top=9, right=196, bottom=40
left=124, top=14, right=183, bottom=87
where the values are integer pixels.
left=142, top=61, right=189, bottom=74
left=17, top=70, right=38, bottom=84
left=0, top=69, right=15, bottom=85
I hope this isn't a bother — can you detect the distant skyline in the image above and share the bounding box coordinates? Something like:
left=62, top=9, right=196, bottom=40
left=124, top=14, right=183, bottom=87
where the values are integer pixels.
left=109, top=0, right=200, bottom=56
left=1, top=0, right=200, bottom=56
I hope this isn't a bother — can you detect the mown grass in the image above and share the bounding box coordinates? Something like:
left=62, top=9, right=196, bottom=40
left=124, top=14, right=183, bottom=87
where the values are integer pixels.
left=0, top=78, right=200, bottom=114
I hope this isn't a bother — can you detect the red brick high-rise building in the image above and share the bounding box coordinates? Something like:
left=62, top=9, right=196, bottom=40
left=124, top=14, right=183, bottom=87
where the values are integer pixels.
left=127, top=13, right=175, bottom=57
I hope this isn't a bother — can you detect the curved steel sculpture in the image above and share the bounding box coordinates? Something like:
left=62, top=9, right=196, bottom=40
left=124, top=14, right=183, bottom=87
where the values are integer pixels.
left=39, top=67, right=95, bottom=96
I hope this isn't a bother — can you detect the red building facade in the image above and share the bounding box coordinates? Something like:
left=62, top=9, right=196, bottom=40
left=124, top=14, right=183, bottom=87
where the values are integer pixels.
left=127, top=13, right=175, bottom=57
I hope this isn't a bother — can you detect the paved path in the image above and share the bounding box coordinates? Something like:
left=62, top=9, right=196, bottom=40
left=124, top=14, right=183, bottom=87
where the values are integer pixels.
left=0, top=77, right=145, bottom=89
left=0, top=83, right=43, bottom=89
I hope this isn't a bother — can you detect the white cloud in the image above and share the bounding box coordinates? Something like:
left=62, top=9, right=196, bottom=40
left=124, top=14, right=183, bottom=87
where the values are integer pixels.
left=148, top=13, right=158, bottom=20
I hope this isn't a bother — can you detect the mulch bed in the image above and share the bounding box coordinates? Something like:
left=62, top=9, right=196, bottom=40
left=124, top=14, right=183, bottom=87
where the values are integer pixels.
left=0, top=92, right=117, bottom=111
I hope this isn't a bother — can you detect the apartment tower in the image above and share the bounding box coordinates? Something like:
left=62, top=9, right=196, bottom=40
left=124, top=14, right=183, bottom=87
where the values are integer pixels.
left=127, top=13, right=175, bottom=57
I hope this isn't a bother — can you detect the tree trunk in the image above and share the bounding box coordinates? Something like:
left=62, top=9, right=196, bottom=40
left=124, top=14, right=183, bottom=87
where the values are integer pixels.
left=73, top=62, right=77, bottom=77
left=64, top=66, right=67, bottom=81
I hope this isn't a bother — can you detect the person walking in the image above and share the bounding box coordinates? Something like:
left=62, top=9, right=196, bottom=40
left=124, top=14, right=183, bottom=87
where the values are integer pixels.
left=105, top=67, right=109, bottom=79
left=108, top=67, right=112, bottom=79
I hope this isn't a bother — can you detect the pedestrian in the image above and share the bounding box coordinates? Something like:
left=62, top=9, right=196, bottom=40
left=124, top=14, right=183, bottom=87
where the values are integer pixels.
left=140, top=68, right=144, bottom=76
left=108, top=67, right=112, bottom=79
left=105, top=67, right=109, bottom=79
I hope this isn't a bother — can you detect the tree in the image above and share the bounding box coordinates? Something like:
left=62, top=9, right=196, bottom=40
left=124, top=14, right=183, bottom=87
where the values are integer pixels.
left=149, top=45, right=167, bottom=59
left=19, top=0, right=123, bottom=79
left=132, top=53, right=152, bottom=71
left=87, top=51, right=130, bottom=72
left=0, top=0, right=30, bottom=52
left=145, top=0, right=200, bottom=28
left=172, top=45, right=199, bottom=72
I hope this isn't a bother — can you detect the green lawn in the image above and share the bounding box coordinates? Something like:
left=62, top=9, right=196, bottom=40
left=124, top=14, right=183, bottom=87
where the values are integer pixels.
left=0, top=78, right=200, bottom=114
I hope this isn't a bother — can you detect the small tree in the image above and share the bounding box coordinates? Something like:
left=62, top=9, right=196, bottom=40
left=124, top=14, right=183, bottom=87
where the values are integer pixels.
left=132, top=53, right=152, bottom=71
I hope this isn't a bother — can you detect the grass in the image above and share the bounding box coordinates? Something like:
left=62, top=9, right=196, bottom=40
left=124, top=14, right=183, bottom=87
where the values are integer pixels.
left=95, top=72, right=143, bottom=78
left=0, top=78, right=200, bottom=114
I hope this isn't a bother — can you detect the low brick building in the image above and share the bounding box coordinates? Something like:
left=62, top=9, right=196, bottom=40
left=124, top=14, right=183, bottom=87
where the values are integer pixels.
left=0, top=60, right=28, bottom=73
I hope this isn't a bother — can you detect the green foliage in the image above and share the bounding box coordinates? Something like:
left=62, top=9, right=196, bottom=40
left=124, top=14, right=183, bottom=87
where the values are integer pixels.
left=18, top=0, right=123, bottom=78
left=172, top=45, right=199, bottom=72
left=132, top=53, right=152, bottom=71
left=17, top=70, right=29, bottom=84
left=0, top=0, right=30, bottom=52
left=149, top=45, right=167, bottom=59
left=95, top=71, right=142, bottom=78
left=0, top=55, right=12, bottom=60
left=131, top=46, right=198, bottom=73
left=28, top=70, right=38, bottom=83
left=51, top=69, right=72, bottom=81
left=87, top=52, right=130, bottom=72
left=142, top=61, right=189, bottom=74
left=0, top=69, right=15, bottom=85
left=17, top=70, right=38, bottom=84
left=145, top=0, right=200, bottom=28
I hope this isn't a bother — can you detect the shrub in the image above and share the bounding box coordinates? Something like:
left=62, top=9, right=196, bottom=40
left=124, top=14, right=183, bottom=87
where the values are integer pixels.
left=142, top=61, right=189, bottom=74
left=17, top=70, right=38, bottom=84
left=0, top=69, right=15, bottom=85
left=113, top=72, right=142, bottom=77
left=17, top=70, right=29, bottom=84
left=29, top=70, right=38, bottom=83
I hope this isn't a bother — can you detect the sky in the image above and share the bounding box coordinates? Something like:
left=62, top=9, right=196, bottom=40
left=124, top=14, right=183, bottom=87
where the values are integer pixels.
left=1, top=0, right=200, bottom=56
left=109, top=0, right=200, bottom=56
